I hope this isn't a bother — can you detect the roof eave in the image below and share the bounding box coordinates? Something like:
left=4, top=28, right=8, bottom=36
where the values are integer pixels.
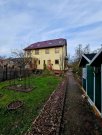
left=24, top=45, right=64, bottom=50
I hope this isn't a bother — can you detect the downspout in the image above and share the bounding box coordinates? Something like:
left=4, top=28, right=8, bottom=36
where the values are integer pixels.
left=62, top=47, right=64, bottom=71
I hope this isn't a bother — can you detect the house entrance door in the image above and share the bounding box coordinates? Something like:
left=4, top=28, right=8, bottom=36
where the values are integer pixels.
left=47, top=60, right=52, bottom=70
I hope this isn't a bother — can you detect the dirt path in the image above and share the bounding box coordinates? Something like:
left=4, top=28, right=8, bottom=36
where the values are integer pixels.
left=61, top=71, right=102, bottom=135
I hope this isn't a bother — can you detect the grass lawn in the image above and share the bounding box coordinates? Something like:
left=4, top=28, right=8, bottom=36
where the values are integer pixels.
left=0, top=75, right=61, bottom=135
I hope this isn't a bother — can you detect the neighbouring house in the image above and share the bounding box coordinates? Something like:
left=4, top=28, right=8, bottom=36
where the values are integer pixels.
left=24, top=38, right=68, bottom=73
left=0, top=59, right=3, bottom=68
left=79, top=51, right=102, bottom=117
left=0, top=58, right=15, bottom=81
left=0, top=57, right=34, bottom=81
left=0, top=57, right=36, bottom=70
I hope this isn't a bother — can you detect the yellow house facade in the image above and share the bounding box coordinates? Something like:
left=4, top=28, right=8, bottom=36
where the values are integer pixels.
left=24, top=38, right=68, bottom=71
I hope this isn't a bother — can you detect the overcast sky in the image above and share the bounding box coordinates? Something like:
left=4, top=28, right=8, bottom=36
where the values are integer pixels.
left=0, top=0, right=102, bottom=57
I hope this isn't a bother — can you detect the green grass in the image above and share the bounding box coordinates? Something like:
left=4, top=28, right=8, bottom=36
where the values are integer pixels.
left=0, top=75, right=61, bottom=135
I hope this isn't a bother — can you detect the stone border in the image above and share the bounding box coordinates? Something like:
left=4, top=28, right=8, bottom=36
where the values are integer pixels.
left=25, top=75, right=68, bottom=135
left=56, top=76, right=68, bottom=135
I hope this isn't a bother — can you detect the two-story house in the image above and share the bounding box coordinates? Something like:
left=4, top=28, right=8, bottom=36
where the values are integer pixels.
left=24, top=38, right=68, bottom=72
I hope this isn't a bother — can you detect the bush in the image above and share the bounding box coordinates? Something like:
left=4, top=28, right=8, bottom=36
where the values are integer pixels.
left=72, top=61, right=82, bottom=78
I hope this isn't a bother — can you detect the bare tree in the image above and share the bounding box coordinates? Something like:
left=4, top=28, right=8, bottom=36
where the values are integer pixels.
left=75, top=44, right=83, bottom=62
left=71, top=44, right=90, bottom=78
left=11, top=49, right=32, bottom=69
left=83, top=44, right=90, bottom=54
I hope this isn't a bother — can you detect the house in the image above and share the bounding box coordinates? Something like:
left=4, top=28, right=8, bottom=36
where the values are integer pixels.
left=24, top=38, right=68, bottom=73
left=0, top=59, right=3, bottom=68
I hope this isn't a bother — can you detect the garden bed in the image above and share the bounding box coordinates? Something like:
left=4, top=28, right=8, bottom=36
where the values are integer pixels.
left=7, top=100, right=23, bottom=110
left=7, top=85, right=32, bottom=92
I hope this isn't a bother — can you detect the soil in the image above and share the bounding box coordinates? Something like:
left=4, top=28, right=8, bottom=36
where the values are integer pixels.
left=25, top=77, right=67, bottom=135
left=7, top=85, right=32, bottom=92
left=7, top=100, right=23, bottom=110
left=61, top=71, right=102, bottom=135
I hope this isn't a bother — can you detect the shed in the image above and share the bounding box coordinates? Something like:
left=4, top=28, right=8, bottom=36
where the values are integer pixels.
left=90, top=48, right=102, bottom=115
left=79, top=53, right=96, bottom=100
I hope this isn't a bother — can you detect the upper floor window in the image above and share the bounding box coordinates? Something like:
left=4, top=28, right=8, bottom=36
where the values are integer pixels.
left=27, top=51, right=31, bottom=56
left=45, top=49, right=49, bottom=54
left=55, top=48, right=59, bottom=53
left=35, top=49, right=39, bottom=55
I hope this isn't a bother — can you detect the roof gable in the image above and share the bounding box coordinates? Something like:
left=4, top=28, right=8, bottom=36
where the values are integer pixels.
left=84, top=53, right=96, bottom=60
left=90, top=48, right=102, bottom=66
left=79, top=53, right=96, bottom=67
left=24, top=38, right=67, bottom=50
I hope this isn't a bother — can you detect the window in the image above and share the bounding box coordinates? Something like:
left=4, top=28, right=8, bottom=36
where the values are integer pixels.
left=35, top=49, right=39, bottom=55
left=55, top=48, right=59, bottom=53
left=39, top=60, right=40, bottom=64
left=27, top=51, right=31, bottom=56
left=55, top=59, right=59, bottom=64
left=45, top=49, right=49, bottom=54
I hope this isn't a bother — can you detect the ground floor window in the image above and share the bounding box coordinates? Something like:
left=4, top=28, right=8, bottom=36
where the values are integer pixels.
left=55, top=59, right=59, bottom=64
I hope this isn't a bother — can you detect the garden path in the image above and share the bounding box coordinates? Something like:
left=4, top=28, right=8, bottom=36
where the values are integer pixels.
left=61, top=71, right=102, bottom=135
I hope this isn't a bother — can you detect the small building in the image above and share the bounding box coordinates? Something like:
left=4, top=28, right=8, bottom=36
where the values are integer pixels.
left=90, top=48, right=102, bottom=116
left=24, top=38, right=68, bottom=73
left=79, top=53, right=96, bottom=94
left=79, top=51, right=102, bottom=117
